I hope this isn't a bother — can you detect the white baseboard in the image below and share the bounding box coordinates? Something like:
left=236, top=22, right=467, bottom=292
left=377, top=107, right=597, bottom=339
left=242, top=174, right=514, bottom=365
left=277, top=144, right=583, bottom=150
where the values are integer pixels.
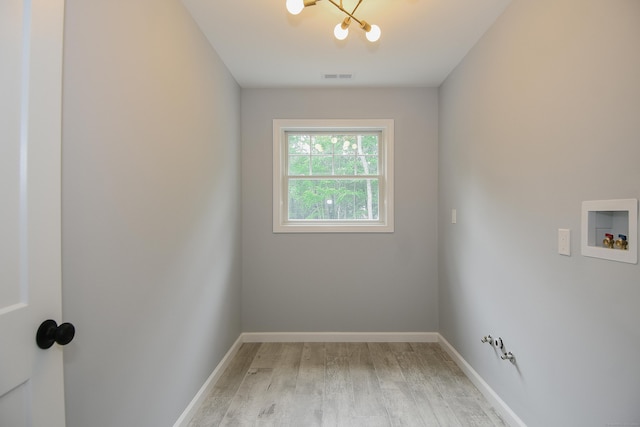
left=241, top=331, right=439, bottom=343
left=174, top=332, right=524, bottom=427
left=172, top=335, right=244, bottom=427
left=438, top=335, right=526, bottom=427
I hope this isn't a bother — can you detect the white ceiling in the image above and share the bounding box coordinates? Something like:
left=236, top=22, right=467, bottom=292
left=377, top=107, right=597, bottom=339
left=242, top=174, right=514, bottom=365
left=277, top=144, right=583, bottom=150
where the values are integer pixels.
left=181, top=0, right=511, bottom=88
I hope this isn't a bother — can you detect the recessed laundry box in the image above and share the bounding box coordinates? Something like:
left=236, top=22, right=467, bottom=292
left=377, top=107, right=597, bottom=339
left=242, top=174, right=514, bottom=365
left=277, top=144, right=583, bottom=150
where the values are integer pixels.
left=581, top=199, right=638, bottom=264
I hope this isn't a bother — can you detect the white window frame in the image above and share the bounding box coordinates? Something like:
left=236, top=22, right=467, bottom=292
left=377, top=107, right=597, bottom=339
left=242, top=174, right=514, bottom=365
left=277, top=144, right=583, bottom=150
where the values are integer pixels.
left=273, top=119, right=394, bottom=233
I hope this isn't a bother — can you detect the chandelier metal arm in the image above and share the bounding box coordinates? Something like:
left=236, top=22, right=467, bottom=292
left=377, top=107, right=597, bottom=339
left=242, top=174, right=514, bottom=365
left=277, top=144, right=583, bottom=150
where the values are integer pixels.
left=349, top=0, right=364, bottom=16
left=325, top=0, right=365, bottom=28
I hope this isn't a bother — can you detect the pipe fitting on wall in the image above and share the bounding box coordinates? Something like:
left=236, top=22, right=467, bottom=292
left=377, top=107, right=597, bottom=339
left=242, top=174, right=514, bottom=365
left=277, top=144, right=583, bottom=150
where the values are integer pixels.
left=481, top=335, right=493, bottom=344
left=494, top=337, right=504, bottom=350
left=501, top=351, right=515, bottom=361
left=482, top=335, right=516, bottom=364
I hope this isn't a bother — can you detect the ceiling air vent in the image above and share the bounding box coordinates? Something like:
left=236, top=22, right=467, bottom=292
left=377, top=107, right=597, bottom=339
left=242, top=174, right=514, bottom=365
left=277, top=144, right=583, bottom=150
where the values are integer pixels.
left=322, top=73, right=353, bottom=80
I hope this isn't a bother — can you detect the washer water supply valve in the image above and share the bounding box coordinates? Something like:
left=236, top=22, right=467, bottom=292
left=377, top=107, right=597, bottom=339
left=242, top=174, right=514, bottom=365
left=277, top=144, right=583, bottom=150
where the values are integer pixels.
left=501, top=352, right=515, bottom=361
left=481, top=335, right=494, bottom=344
left=481, top=334, right=515, bottom=363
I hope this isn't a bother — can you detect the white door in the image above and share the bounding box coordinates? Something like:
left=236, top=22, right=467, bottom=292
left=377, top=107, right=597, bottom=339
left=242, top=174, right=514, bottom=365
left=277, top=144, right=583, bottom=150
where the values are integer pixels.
left=0, top=0, right=67, bottom=426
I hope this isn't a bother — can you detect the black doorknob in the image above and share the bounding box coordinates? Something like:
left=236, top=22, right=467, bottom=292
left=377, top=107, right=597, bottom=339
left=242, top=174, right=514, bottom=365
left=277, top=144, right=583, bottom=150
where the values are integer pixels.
left=36, top=319, right=75, bottom=349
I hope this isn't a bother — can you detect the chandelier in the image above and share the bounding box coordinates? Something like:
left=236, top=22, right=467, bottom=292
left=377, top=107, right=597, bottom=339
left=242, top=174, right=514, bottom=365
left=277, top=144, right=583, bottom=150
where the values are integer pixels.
left=286, top=0, right=381, bottom=43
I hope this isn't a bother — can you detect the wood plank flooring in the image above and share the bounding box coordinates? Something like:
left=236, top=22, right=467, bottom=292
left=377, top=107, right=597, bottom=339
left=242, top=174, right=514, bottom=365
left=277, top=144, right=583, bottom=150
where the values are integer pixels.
left=188, top=342, right=507, bottom=427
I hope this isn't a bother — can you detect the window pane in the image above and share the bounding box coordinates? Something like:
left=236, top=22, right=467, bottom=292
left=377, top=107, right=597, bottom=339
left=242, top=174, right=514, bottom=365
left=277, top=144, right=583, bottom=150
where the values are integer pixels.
left=288, top=179, right=379, bottom=220
left=311, top=156, right=333, bottom=175
left=311, top=136, right=332, bottom=154
left=336, top=136, right=357, bottom=155
left=288, top=155, right=310, bottom=176
left=334, top=155, right=356, bottom=175
left=355, top=155, right=378, bottom=175
left=288, top=134, right=310, bottom=154
left=359, top=135, right=379, bottom=155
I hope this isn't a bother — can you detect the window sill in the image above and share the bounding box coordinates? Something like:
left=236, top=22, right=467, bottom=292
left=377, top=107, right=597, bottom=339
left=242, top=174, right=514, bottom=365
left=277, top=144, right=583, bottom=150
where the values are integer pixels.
left=273, top=220, right=394, bottom=234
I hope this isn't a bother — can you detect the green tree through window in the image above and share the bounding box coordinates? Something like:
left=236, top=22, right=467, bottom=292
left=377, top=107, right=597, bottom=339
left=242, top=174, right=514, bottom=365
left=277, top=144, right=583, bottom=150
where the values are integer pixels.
left=287, top=132, right=380, bottom=221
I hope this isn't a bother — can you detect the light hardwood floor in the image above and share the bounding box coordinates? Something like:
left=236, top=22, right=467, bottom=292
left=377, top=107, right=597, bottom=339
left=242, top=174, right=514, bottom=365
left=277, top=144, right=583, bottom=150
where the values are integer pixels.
left=188, top=342, right=507, bottom=427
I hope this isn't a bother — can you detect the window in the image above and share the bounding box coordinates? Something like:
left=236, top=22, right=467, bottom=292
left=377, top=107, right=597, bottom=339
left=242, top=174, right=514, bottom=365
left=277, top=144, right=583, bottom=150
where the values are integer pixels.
left=273, top=119, right=394, bottom=233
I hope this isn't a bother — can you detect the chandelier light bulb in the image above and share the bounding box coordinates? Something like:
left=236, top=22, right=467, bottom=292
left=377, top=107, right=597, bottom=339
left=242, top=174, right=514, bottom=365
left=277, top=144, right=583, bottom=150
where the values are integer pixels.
left=286, top=0, right=304, bottom=15
left=366, top=24, right=381, bottom=42
left=334, top=19, right=350, bottom=40
left=334, top=23, right=349, bottom=40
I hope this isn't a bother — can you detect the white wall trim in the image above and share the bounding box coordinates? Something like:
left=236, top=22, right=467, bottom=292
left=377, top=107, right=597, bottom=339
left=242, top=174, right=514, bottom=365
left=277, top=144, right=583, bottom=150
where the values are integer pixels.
left=172, top=335, right=244, bottom=427
left=241, top=331, right=439, bottom=343
left=174, top=332, right=524, bottom=427
left=438, top=334, right=527, bottom=427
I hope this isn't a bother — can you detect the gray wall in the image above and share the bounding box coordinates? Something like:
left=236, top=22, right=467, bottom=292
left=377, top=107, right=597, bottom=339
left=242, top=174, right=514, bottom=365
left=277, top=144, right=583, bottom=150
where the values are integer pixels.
left=439, top=1, right=640, bottom=426
left=61, top=1, right=241, bottom=426
left=241, top=88, right=439, bottom=332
